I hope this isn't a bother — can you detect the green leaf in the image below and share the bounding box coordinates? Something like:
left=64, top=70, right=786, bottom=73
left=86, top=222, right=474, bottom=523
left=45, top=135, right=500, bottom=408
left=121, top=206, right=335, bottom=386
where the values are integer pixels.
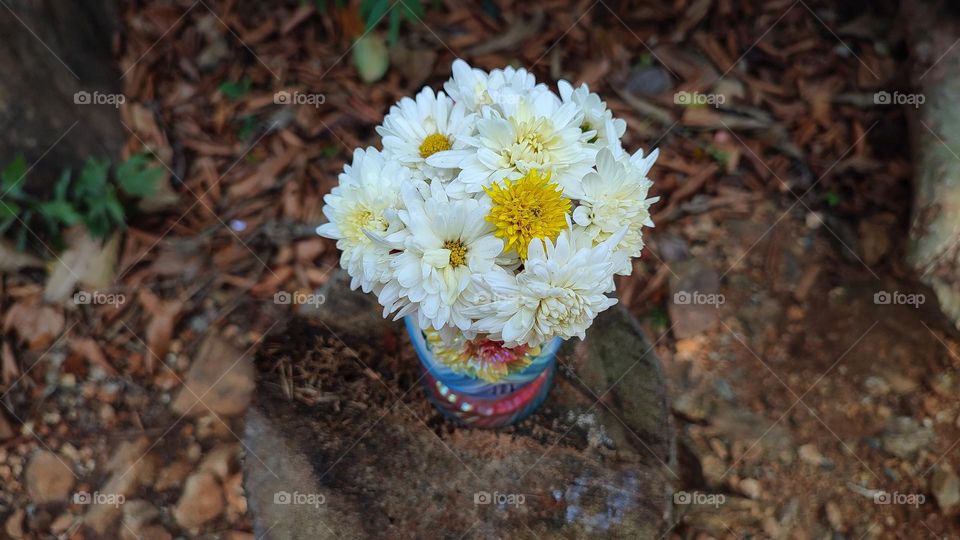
left=116, top=153, right=164, bottom=198
left=15, top=217, right=29, bottom=251
left=388, top=10, right=401, bottom=45
left=1, top=155, right=28, bottom=196
left=0, top=216, right=14, bottom=237
left=352, top=34, right=389, bottom=83
left=236, top=116, right=258, bottom=140
left=219, top=78, right=252, bottom=101
left=0, top=200, right=20, bottom=220
left=74, top=157, right=111, bottom=199
left=362, top=0, right=389, bottom=30
left=105, top=191, right=125, bottom=227
left=83, top=206, right=112, bottom=239
left=400, top=0, right=424, bottom=20
left=38, top=200, right=82, bottom=226
left=54, top=169, right=71, bottom=201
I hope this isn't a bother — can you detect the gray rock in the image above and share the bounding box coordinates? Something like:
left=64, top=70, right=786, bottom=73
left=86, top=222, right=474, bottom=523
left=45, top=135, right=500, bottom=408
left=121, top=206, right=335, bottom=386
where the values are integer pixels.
left=243, top=272, right=675, bottom=538
left=624, top=65, right=673, bottom=97
left=881, top=416, right=934, bottom=459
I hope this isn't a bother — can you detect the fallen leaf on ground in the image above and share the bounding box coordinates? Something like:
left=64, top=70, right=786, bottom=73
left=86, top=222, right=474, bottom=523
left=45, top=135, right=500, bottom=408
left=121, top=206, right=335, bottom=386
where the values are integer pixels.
left=43, top=227, right=120, bottom=304
left=2, top=342, right=19, bottom=385
left=0, top=240, right=43, bottom=272
left=70, top=337, right=118, bottom=376
left=137, top=290, right=185, bottom=370
left=3, top=301, right=65, bottom=350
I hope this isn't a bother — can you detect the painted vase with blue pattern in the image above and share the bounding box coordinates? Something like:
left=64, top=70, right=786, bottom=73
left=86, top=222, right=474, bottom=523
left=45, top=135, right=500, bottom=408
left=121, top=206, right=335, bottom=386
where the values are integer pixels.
left=405, top=316, right=561, bottom=428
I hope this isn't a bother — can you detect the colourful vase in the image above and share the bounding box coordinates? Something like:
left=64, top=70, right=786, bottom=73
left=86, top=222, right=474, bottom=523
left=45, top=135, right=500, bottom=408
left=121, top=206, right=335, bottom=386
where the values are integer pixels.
left=405, top=316, right=561, bottom=428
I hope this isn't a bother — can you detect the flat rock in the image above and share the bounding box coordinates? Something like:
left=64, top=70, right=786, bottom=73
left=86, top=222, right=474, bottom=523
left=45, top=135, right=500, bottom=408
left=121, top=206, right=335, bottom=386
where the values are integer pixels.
left=243, top=272, right=675, bottom=538
left=174, top=471, right=225, bottom=529
left=171, top=334, right=254, bottom=417
left=25, top=451, right=75, bottom=503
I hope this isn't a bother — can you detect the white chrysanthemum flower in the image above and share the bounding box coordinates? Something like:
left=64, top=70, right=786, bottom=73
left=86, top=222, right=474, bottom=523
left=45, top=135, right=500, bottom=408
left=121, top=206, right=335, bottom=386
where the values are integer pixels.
left=428, top=92, right=596, bottom=198
left=558, top=80, right=626, bottom=147
left=376, top=87, right=474, bottom=182
left=382, top=183, right=504, bottom=332
left=316, top=148, right=408, bottom=292
left=569, top=145, right=659, bottom=275
left=443, top=59, right=547, bottom=113
left=466, top=227, right=622, bottom=347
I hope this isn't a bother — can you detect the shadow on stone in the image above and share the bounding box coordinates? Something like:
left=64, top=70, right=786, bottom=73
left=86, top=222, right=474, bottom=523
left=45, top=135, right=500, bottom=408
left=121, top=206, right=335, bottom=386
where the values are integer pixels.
left=243, top=272, right=676, bottom=539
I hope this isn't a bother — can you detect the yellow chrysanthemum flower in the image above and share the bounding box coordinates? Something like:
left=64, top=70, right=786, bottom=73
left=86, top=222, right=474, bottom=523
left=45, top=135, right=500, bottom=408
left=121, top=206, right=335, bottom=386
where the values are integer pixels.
left=484, top=170, right=571, bottom=259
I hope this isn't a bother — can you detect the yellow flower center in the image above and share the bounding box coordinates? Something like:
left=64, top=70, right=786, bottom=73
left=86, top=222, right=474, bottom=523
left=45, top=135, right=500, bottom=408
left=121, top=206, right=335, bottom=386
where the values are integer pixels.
left=419, top=133, right=452, bottom=158
left=344, top=208, right=387, bottom=243
left=509, top=119, right=550, bottom=165
left=484, top=170, right=571, bottom=259
left=443, top=239, right=468, bottom=267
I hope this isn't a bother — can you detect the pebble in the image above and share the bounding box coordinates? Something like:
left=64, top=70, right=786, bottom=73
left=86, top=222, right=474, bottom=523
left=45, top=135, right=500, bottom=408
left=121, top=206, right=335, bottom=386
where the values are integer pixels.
left=25, top=451, right=75, bottom=503
left=700, top=454, right=726, bottom=488
left=155, top=460, right=193, bottom=491
left=122, top=499, right=161, bottom=531
left=863, top=376, right=890, bottom=396
left=738, top=478, right=762, bottom=499
left=824, top=501, right=844, bottom=532
left=672, top=392, right=709, bottom=422
left=199, top=443, right=240, bottom=480
left=223, top=473, right=247, bottom=519
left=881, top=416, right=934, bottom=459
left=4, top=508, right=24, bottom=539
left=49, top=513, right=74, bottom=535
left=173, top=471, right=225, bottom=529
left=931, top=468, right=960, bottom=515
left=930, top=373, right=956, bottom=397
left=798, top=444, right=824, bottom=467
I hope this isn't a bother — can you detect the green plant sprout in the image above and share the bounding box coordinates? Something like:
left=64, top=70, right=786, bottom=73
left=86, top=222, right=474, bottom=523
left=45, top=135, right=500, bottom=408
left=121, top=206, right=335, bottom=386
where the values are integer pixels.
left=0, top=153, right=164, bottom=251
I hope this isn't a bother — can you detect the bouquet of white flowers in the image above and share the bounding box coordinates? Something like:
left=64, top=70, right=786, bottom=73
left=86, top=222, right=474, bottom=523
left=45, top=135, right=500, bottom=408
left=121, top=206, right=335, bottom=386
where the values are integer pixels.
left=318, top=60, right=658, bottom=397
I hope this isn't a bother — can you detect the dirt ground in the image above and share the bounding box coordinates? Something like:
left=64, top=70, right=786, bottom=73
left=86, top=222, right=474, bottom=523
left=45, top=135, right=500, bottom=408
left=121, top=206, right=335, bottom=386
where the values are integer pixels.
left=2, top=0, right=959, bottom=538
